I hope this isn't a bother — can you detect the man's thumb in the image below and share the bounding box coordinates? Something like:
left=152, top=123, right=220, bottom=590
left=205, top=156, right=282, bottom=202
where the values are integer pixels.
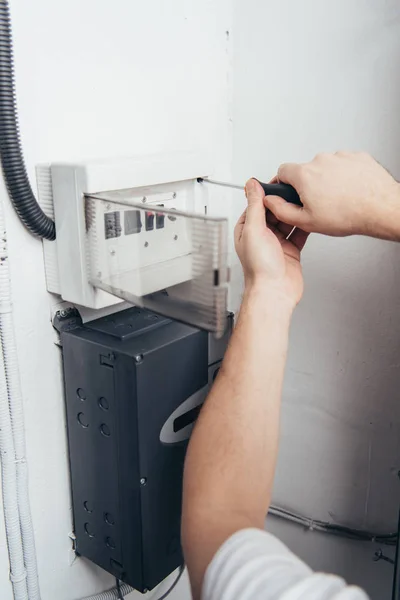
left=265, top=195, right=305, bottom=227
left=245, top=178, right=265, bottom=226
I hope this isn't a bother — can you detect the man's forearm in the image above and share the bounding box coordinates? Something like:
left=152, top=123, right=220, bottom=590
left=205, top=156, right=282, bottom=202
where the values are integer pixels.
left=182, top=284, right=293, bottom=597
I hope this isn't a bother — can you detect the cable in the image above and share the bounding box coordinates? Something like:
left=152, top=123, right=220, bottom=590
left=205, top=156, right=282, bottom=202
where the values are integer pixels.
left=0, top=0, right=56, bottom=240
left=269, top=505, right=397, bottom=546
left=155, top=564, right=185, bottom=600
left=115, top=579, right=123, bottom=600
left=80, top=582, right=133, bottom=600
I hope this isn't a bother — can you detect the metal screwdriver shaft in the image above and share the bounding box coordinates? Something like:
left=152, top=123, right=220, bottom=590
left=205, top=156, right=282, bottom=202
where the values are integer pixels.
left=197, top=177, right=298, bottom=240
left=197, top=177, right=302, bottom=206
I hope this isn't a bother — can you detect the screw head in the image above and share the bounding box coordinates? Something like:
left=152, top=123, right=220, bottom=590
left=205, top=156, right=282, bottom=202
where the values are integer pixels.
left=140, top=477, right=147, bottom=486
left=172, top=192, right=177, bottom=199
left=59, top=309, right=68, bottom=317
left=144, top=241, right=149, bottom=248
left=142, top=196, right=147, bottom=203
left=110, top=249, right=116, bottom=256
left=174, top=235, right=178, bottom=241
left=134, top=354, right=143, bottom=364
left=106, top=203, right=111, bottom=210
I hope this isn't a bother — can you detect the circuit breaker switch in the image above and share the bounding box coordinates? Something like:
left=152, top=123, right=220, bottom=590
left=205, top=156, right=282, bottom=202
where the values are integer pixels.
left=124, top=210, right=142, bottom=235
left=145, top=211, right=155, bottom=231
left=156, top=205, right=165, bottom=229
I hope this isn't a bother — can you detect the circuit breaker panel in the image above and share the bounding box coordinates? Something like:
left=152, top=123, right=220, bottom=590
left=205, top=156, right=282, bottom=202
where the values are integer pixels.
left=37, top=153, right=230, bottom=337
left=61, top=307, right=231, bottom=592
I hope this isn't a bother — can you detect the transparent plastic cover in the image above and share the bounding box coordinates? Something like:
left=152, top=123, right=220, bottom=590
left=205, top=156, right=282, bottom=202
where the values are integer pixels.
left=85, top=190, right=229, bottom=337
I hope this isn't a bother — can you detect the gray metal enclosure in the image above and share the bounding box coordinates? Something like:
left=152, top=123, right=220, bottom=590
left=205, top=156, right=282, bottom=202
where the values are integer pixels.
left=61, top=307, right=216, bottom=592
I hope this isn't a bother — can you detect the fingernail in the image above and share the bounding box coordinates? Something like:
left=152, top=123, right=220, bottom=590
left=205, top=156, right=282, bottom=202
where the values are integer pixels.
left=245, top=178, right=257, bottom=193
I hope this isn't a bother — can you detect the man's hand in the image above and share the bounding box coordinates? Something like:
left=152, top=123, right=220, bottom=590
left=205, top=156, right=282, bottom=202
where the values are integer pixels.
left=264, top=152, right=400, bottom=240
left=235, top=178, right=308, bottom=307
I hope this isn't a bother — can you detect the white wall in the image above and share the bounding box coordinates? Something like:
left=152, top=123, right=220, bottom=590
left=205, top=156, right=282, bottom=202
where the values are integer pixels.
left=231, top=1, right=400, bottom=598
left=0, top=1, right=232, bottom=598
left=2, top=1, right=400, bottom=599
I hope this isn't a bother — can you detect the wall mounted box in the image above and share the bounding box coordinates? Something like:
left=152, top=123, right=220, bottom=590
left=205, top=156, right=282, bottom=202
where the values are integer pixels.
left=61, top=306, right=232, bottom=592
left=37, top=153, right=230, bottom=337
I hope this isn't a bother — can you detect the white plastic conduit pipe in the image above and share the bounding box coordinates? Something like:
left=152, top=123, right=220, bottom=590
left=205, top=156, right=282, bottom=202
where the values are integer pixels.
left=0, top=202, right=28, bottom=600
left=0, top=194, right=41, bottom=599
left=80, top=583, right=134, bottom=600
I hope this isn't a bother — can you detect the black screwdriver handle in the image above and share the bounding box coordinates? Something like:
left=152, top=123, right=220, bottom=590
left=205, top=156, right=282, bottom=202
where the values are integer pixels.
left=257, top=181, right=302, bottom=207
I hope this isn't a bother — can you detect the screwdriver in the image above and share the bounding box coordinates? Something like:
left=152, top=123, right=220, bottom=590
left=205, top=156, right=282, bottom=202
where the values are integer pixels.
left=197, top=177, right=302, bottom=206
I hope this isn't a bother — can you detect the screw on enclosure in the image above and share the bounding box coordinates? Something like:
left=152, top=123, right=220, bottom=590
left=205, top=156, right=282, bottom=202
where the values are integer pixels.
left=172, top=192, right=177, bottom=199
left=174, top=235, right=178, bottom=241
left=110, top=249, right=116, bottom=256
left=140, top=477, right=147, bottom=486
left=134, top=354, right=143, bottom=363
left=144, top=241, right=149, bottom=248
left=142, top=196, right=147, bottom=203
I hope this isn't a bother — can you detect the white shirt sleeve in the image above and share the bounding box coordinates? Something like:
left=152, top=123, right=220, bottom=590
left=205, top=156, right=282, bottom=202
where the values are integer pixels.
left=202, top=529, right=369, bottom=600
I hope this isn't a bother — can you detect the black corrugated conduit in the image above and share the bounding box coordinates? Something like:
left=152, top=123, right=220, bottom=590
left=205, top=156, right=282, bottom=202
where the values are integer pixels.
left=0, top=0, right=55, bottom=240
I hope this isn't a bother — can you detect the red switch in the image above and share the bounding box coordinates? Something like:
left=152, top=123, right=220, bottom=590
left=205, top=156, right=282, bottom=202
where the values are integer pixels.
left=145, top=211, right=154, bottom=231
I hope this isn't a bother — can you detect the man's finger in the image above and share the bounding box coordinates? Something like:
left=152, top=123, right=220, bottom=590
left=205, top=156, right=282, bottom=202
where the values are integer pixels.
left=267, top=222, right=285, bottom=242
left=264, top=195, right=307, bottom=228
left=274, top=220, right=296, bottom=238
left=289, top=228, right=309, bottom=251
left=277, top=163, right=303, bottom=186
left=266, top=210, right=279, bottom=228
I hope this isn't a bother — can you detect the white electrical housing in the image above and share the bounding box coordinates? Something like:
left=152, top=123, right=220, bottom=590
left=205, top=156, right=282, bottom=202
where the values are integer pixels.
left=36, top=153, right=230, bottom=336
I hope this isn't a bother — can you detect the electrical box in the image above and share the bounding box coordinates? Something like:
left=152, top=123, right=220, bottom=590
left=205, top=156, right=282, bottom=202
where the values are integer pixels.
left=37, top=153, right=230, bottom=337
left=61, top=306, right=232, bottom=592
